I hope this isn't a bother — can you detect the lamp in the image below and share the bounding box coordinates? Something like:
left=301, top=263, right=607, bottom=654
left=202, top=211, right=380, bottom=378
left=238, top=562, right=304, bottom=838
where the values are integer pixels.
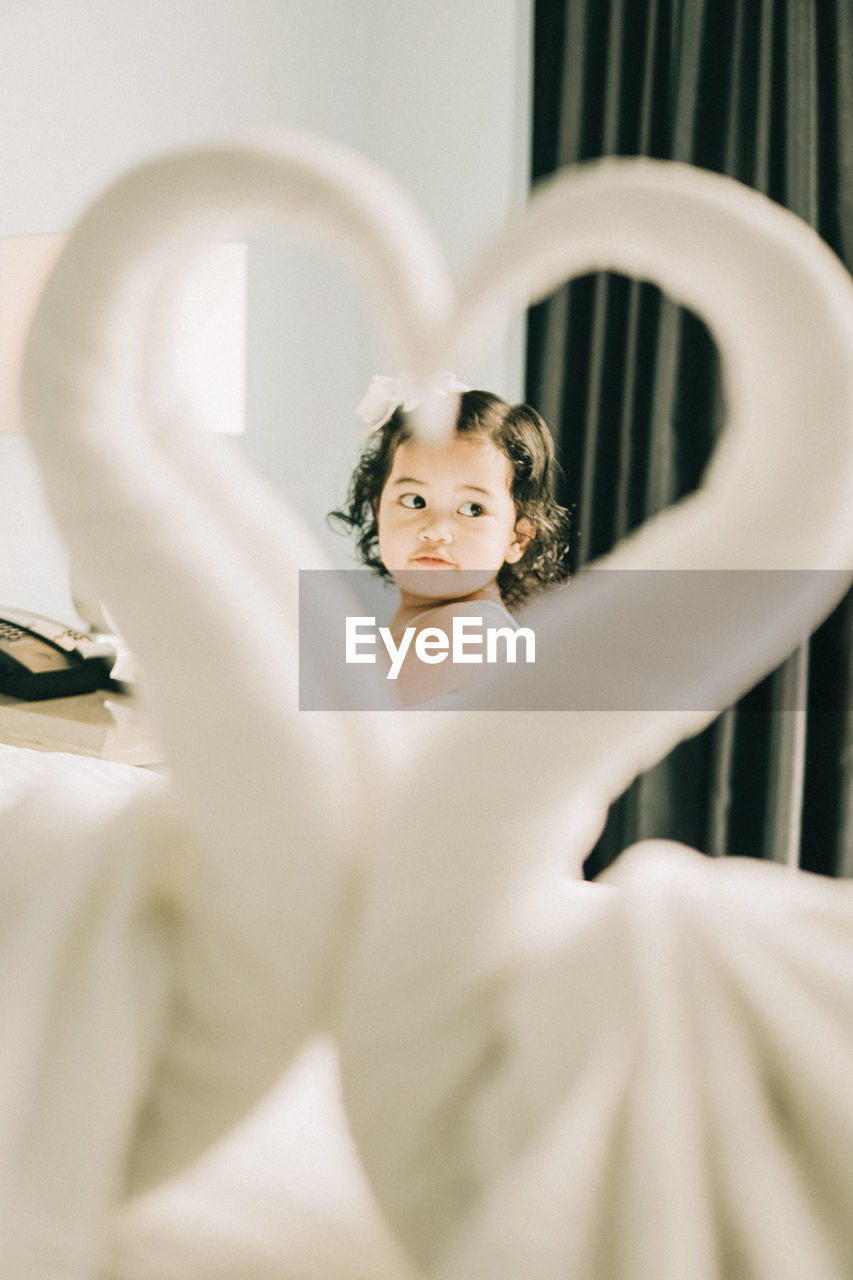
left=0, top=231, right=247, bottom=436
left=0, top=232, right=248, bottom=694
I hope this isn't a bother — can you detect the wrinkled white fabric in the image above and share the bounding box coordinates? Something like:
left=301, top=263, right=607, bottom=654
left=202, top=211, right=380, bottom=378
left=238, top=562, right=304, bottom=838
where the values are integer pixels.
left=108, top=1039, right=419, bottom=1280
left=0, top=748, right=168, bottom=1277
left=6, top=132, right=853, bottom=1279
left=341, top=845, right=853, bottom=1280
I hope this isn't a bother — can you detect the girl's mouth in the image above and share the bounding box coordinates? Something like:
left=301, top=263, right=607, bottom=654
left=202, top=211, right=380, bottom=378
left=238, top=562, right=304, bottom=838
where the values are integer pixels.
left=412, top=555, right=456, bottom=568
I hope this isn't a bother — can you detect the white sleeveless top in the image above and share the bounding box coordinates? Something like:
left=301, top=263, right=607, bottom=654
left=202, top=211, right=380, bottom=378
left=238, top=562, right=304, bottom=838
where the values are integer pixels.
left=404, top=598, right=518, bottom=709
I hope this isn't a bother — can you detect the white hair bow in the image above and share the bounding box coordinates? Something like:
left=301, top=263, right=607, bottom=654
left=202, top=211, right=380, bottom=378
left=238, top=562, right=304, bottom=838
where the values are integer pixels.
left=355, top=369, right=471, bottom=435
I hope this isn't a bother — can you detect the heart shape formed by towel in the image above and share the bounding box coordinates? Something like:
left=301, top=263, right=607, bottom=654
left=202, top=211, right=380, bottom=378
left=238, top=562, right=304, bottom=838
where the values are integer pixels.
left=18, top=132, right=853, bottom=1277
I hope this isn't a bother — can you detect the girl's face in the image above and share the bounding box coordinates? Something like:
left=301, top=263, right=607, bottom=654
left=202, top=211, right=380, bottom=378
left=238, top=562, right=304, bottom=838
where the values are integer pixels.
left=376, top=434, right=532, bottom=602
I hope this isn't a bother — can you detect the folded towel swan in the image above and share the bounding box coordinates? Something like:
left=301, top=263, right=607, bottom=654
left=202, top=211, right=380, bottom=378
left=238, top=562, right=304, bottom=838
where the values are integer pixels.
left=10, top=131, right=853, bottom=1278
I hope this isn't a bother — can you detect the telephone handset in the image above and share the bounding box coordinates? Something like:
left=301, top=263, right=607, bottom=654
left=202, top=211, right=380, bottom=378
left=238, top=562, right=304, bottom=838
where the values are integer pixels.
left=0, top=608, right=118, bottom=701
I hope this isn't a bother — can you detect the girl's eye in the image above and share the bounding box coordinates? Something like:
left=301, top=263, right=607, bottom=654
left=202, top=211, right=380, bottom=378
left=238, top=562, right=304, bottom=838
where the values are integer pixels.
left=400, top=493, right=426, bottom=509
left=459, top=501, right=485, bottom=517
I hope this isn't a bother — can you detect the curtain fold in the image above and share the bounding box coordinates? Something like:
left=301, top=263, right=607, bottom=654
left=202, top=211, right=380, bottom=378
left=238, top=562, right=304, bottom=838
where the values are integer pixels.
left=528, top=0, right=853, bottom=876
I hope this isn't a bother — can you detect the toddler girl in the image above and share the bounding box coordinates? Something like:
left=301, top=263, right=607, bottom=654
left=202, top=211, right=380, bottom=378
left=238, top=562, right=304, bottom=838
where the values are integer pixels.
left=331, top=375, right=571, bottom=705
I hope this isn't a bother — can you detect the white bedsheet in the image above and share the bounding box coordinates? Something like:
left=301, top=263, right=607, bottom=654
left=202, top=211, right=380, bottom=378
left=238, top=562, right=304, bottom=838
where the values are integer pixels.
left=0, top=740, right=158, bottom=809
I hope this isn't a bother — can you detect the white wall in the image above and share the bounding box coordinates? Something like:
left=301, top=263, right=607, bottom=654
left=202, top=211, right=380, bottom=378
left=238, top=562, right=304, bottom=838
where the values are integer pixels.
left=0, top=0, right=531, bottom=619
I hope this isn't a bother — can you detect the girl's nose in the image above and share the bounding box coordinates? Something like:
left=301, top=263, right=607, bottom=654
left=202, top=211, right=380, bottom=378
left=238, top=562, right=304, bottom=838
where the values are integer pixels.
left=419, top=515, right=453, bottom=543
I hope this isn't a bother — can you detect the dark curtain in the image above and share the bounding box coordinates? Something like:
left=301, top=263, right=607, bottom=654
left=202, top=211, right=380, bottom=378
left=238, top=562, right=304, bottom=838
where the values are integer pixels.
left=526, top=0, right=853, bottom=878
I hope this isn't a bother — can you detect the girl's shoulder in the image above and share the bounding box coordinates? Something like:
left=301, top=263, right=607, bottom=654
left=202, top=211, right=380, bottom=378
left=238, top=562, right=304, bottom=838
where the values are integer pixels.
left=409, top=598, right=516, bottom=631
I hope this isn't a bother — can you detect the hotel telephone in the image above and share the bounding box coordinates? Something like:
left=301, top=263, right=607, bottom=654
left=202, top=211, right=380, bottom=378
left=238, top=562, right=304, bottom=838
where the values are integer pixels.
left=0, top=608, right=118, bottom=701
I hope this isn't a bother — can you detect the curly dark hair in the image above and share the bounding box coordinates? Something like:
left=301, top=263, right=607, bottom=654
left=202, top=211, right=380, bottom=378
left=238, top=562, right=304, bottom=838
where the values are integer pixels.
left=329, top=390, right=571, bottom=608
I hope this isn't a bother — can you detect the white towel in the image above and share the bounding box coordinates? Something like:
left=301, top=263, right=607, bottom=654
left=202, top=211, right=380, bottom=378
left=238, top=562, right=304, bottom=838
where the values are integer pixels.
left=9, top=133, right=853, bottom=1279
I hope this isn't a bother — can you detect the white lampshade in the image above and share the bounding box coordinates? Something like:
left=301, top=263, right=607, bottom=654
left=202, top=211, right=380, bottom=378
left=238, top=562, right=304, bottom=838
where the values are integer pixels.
left=0, top=232, right=247, bottom=436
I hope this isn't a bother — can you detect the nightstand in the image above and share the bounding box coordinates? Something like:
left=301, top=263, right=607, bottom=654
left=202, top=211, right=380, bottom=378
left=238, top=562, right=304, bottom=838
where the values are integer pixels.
left=0, top=687, right=163, bottom=766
